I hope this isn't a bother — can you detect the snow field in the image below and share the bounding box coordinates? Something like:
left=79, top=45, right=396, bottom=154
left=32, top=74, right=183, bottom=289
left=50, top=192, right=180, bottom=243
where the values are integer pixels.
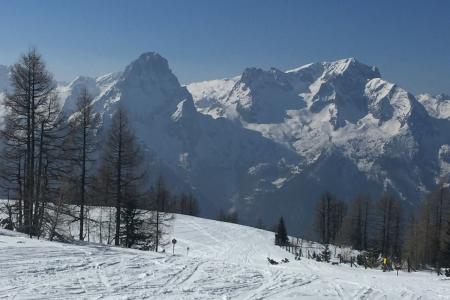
left=1, top=211, right=449, bottom=299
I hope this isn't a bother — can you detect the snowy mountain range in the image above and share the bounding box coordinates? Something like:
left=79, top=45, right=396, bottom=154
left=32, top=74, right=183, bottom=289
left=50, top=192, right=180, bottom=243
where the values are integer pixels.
left=1, top=54, right=450, bottom=232
left=57, top=54, right=300, bottom=221
left=187, top=57, right=450, bottom=229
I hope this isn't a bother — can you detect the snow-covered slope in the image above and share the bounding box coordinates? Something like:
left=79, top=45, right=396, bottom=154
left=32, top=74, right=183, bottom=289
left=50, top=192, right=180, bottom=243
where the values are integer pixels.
left=417, top=93, right=450, bottom=119
left=1, top=215, right=449, bottom=299
left=58, top=72, right=121, bottom=113
left=187, top=76, right=240, bottom=118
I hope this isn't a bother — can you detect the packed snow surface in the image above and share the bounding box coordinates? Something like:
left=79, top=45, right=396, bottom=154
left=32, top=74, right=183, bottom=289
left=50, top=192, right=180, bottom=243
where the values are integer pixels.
left=1, top=214, right=449, bottom=299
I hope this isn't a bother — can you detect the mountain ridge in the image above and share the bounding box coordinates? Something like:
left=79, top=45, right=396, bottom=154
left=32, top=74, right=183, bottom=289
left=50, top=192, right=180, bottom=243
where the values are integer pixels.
left=1, top=54, right=450, bottom=233
left=185, top=56, right=450, bottom=229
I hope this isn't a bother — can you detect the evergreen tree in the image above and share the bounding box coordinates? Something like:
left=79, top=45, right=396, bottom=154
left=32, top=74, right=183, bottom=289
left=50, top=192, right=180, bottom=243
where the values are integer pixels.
left=321, top=244, right=331, bottom=262
left=120, top=187, right=153, bottom=249
left=275, top=216, right=288, bottom=246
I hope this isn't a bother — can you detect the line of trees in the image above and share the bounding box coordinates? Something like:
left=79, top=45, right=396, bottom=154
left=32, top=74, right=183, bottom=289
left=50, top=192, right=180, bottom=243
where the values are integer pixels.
left=403, top=183, right=450, bottom=272
left=313, top=192, right=403, bottom=259
left=0, top=49, right=199, bottom=252
left=312, top=185, right=450, bottom=272
left=217, top=210, right=239, bottom=224
left=0, top=49, right=64, bottom=238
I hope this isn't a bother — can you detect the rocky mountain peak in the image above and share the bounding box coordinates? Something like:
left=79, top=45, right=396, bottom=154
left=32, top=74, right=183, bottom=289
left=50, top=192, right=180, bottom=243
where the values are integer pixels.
left=322, top=58, right=381, bottom=81
left=120, top=52, right=180, bottom=90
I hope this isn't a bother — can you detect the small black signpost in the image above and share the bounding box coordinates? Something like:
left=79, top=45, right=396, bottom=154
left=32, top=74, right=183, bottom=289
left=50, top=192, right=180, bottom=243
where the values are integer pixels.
left=172, top=238, right=177, bottom=254
left=395, top=263, right=401, bottom=276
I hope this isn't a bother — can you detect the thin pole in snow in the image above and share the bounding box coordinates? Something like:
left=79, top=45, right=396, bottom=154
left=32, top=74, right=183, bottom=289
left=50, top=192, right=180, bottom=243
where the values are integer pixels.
left=172, top=238, right=177, bottom=255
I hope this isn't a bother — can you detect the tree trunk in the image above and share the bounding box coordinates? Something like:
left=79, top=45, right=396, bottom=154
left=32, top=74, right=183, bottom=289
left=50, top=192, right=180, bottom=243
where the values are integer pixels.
left=80, top=112, right=87, bottom=241
left=115, top=115, right=123, bottom=246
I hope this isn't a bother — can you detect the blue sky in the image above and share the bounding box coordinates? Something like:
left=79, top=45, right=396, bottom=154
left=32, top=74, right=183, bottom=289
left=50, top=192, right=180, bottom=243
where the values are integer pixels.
left=0, top=0, right=449, bottom=94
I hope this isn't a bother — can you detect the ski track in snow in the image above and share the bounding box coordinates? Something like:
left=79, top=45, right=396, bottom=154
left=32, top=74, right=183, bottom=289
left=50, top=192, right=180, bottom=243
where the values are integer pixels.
left=1, top=214, right=450, bottom=299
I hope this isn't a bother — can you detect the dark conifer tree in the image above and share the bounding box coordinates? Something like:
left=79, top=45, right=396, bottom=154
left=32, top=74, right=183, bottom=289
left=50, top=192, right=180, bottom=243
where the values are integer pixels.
left=321, top=244, right=331, bottom=262
left=275, top=216, right=288, bottom=246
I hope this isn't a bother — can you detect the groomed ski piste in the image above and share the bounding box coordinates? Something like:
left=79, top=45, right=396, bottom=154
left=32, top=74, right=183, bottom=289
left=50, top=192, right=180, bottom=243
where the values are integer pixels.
left=1, top=213, right=449, bottom=299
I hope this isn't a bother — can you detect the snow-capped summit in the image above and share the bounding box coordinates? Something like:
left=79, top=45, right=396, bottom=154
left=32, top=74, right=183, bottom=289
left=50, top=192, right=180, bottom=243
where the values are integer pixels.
left=120, top=52, right=181, bottom=93
left=60, top=52, right=196, bottom=126
left=286, top=58, right=380, bottom=87
left=60, top=51, right=195, bottom=125
left=321, top=57, right=380, bottom=80
left=97, top=52, right=195, bottom=122
left=229, top=67, right=306, bottom=123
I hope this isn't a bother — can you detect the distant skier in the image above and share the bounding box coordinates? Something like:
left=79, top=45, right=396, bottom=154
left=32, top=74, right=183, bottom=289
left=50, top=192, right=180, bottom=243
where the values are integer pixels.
left=382, top=257, right=390, bottom=272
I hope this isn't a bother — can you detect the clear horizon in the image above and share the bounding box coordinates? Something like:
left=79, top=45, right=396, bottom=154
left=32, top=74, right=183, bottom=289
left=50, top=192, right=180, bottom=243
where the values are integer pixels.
left=1, top=0, right=449, bottom=95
